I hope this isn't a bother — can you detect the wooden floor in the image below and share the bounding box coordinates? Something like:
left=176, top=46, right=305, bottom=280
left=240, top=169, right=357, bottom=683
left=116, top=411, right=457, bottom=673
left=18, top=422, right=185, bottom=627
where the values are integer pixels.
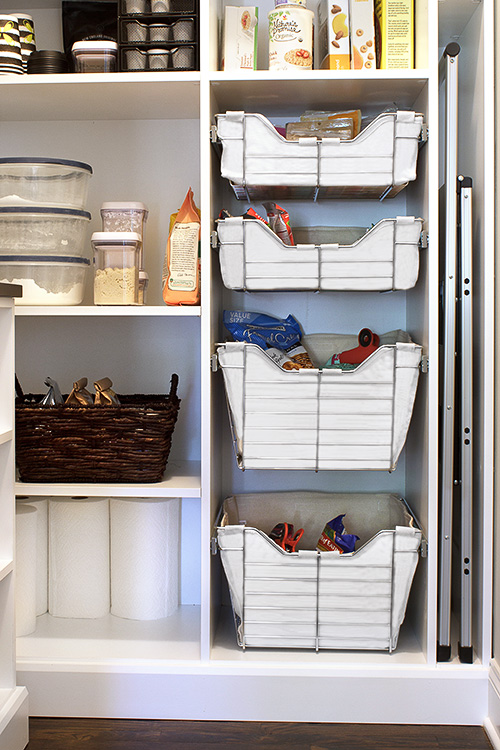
left=26, top=718, right=494, bottom=749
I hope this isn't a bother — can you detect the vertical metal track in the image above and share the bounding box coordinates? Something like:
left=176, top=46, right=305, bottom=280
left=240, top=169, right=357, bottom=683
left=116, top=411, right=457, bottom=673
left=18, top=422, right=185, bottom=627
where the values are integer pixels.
left=458, top=175, right=473, bottom=663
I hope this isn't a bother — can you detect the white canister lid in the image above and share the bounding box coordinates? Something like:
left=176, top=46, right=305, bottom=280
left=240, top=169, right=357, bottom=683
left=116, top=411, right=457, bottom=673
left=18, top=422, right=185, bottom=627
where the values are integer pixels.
left=72, top=41, right=118, bottom=53
left=100, top=201, right=148, bottom=216
left=139, top=270, right=149, bottom=282
left=91, top=231, right=141, bottom=244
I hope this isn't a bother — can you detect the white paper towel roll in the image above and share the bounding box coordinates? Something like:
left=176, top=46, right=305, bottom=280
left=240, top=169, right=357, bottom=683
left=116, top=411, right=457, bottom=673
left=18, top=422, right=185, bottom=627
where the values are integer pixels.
left=110, top=497, right=180, bottom=620
left=16, top=504, right=38, bottom=636
left=16, top=497, right=48, bottom=616
left=49, top=497, right=110, bottom=618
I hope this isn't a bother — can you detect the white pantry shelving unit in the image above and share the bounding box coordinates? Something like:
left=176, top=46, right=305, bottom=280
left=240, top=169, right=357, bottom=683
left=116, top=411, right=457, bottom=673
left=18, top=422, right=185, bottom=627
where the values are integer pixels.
left=0, top=0, right=495, bottom=737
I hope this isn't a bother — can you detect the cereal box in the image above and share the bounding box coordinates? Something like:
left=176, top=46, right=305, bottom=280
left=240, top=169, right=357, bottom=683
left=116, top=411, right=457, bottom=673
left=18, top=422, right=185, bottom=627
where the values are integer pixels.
left=350, top=0, right=376, bottom=70
left=318, top=0, right=351, bottom=70
left=374, top=0, right=414, bottom=69
left=221, top=6, right=258, bottom=71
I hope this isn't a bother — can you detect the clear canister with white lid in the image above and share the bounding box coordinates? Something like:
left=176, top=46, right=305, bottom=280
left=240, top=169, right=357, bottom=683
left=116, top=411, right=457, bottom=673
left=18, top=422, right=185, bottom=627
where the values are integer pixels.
left=91, top=231, right=141, bottom=305
left=100, top=202, right=148, bottom=267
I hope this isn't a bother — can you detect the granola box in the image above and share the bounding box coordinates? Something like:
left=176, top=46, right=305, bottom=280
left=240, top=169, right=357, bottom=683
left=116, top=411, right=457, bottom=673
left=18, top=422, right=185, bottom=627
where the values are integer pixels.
left=318, top=0, right=351, bottom=70
left=268, top=5, right=314, bottom=71
left=350, top=0, right=376, bottom=70
left=374, top=0, right=414, bottom=69
left=221, top=6, right=258, bottom=71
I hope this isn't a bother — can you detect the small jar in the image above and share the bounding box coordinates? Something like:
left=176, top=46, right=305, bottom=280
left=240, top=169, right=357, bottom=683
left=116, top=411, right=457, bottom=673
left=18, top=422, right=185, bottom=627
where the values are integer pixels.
left=72, top=40, right=118, bottom=73
left=91, top=231, right=141, bottom=305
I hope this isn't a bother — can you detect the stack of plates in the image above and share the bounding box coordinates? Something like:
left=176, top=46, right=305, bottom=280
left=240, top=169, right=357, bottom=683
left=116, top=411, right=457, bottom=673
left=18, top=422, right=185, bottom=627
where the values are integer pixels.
left=27, top=50, right=68, bottom=74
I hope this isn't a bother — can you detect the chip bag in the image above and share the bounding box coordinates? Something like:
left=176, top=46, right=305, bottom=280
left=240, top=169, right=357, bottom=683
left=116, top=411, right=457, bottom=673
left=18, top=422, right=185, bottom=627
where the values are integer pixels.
left=223, top=310, right=314, bottom=370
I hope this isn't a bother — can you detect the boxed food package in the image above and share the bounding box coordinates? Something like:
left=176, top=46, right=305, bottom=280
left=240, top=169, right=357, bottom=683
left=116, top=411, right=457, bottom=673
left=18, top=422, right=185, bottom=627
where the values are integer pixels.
left=374, top=0, right=414, bottom=69
left=318, top=0, right=351, bottom=70
left=221, top=6, right=258, bottom=71
left=350, top=0, right=376, bottom=70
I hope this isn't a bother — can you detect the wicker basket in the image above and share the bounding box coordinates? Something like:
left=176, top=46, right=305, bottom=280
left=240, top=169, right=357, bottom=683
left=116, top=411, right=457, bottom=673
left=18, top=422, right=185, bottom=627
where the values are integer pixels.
left=15, top=375, right=180, bottom=483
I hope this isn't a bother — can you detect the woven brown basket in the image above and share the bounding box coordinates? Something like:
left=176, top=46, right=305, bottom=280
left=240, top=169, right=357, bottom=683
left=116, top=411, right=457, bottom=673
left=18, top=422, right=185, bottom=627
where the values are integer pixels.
left=15, top=374, right=180, bottom=484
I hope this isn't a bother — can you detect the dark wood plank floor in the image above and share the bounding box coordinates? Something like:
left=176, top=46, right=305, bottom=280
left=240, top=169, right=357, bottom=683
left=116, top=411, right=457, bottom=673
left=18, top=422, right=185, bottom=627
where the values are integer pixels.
left=26, top=718, right=493, bottom=750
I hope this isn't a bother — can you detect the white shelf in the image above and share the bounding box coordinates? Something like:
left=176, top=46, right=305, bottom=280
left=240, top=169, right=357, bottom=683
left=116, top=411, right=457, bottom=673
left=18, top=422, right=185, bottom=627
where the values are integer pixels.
left=15, top=306, right=201, bottom=317
left=0, top=561, right=13, bottom=584
left=16, top=606, right=200, bottom=664
left=1, top=73, right=200, bottom=122
left=15, top=459, right=201, bottom=498
left=211, top=606, right=427, bottom=667
left=0, top=431, right=12, bottom=448
left=209, top=70, right=430, bottom=115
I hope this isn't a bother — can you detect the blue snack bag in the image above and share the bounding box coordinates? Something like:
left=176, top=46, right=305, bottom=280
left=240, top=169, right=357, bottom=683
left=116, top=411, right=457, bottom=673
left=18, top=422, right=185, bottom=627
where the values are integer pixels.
left=223, top=310, right=315, bottom=370
left=316, top=514, right=359, bottom=554
left=223, top=310, right=302, bottom=349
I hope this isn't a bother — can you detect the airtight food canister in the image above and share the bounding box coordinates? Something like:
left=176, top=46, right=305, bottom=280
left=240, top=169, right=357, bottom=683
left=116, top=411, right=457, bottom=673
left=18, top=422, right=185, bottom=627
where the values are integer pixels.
left=268, top=4, right=314, bottom=71
left=92, top=231, right=141, bottom=305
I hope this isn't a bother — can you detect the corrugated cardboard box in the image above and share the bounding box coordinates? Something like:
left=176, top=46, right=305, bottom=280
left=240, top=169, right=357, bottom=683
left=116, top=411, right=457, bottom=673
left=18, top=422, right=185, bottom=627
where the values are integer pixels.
left=319, top=0, right=351, bottom=70
left=374, top=0, right=414, bottom=69
left=350, top=0, right=376, bottom=70
left=221, top=6, right=258, bottom=71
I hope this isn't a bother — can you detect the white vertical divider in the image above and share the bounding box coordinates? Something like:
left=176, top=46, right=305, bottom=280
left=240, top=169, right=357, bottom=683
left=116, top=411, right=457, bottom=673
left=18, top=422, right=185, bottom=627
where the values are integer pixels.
left=199, top=0, right=215, bottom=662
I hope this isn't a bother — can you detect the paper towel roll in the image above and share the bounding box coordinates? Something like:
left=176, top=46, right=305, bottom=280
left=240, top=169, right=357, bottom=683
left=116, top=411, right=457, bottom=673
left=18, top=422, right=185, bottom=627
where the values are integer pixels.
left=16, top=504, right=38, bottom=636
left=49, top=497, right=110, bottom=618
left=16, top=496, right=48, bottom=616
left=110, top=497, right=180, bottom=620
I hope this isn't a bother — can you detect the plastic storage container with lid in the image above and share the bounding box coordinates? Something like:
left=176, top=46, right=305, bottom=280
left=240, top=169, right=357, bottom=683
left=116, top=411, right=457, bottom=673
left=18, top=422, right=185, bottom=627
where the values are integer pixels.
left=0, top=206, right=91, bottom=258
left=92, top=231, right=141, bottom=305
left=72, top=41, right=118, bottom=72
left=0, top=157, right=92, bottom=209
left=100, top=201, right=148, bottom=266
left=0, top=255, right=90, bottom=305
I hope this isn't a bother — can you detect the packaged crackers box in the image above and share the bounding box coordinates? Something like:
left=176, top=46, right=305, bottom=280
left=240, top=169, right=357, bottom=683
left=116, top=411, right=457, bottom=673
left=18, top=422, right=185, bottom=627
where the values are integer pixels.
left=221, top=6, right=258, bottom=71
left=318, top=0, right=350, bottom=70
left=374, top=0, right=414, bottom=69
left=350, top=0, right=376, bottom=70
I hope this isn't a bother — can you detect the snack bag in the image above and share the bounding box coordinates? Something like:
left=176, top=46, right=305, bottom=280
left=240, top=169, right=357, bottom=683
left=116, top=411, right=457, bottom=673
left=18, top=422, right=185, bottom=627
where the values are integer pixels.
left=162, top=188, right=201, bottom=306
left=65, top=377, right=93, bottom=406
left=263, top=202, right=294, bottom=245
left=94, top=377, right=120, bottom=406
left=316, top=514, right=359, bottom=553
left=223, top=310, right=314, bottom=369
left=39, top=377, right=64, bottom=406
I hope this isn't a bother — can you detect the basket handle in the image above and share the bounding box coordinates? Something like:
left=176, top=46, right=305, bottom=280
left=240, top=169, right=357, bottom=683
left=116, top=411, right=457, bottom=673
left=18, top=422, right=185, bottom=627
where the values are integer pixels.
left=169, top=374, right=179, bottom=399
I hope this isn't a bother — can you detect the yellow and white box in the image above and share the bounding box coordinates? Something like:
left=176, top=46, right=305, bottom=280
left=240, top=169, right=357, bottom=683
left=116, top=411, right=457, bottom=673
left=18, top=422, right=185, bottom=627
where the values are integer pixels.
left=221, top=6, right=258, bottom=71
left=350, top=0, right=376, bottom=70
left=318, top=0, right=350, bottom=70
left=374, top=0, right=414, bottom=69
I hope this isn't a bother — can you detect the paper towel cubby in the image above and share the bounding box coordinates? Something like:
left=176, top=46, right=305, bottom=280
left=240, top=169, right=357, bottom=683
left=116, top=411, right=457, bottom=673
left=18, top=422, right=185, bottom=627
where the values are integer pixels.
left=16, top=496, right=181, bottom=633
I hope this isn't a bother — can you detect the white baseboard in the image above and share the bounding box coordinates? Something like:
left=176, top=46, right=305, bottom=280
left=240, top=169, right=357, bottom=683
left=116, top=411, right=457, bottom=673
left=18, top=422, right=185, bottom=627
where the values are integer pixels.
left=485, top=660, right=500, bottom=748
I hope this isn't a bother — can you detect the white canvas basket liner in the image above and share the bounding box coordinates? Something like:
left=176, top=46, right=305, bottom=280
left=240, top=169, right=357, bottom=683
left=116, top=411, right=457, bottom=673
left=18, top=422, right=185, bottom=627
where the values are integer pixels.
left=217, top=216, right=423, bottom=291
left=217, top=331, right=422, bottom=471
left=217, top=491, right=422, bottom=651
left=216, top=110, right=424, bottom=200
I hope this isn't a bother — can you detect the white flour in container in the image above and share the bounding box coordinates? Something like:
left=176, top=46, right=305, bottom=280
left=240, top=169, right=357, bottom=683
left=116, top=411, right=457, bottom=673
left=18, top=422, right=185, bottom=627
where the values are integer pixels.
left=94, top=266, right=138, bottom=304
left=1, top=276, right=84, bottom=305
